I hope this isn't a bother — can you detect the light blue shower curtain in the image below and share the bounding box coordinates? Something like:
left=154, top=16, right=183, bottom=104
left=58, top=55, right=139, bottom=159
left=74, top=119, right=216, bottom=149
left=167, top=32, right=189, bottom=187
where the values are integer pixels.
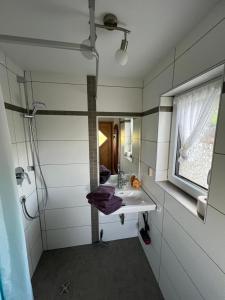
left=0, top=85, right=33, bottom=299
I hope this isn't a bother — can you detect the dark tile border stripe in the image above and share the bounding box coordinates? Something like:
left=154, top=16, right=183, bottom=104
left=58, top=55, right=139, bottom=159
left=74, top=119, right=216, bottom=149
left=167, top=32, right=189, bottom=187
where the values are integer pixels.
left=87, top=75, right=99, bottom=244
left=222, top=81, right=225, bottom=94
left=37, top=110, right=88, bottom=116
left=4, top=102, right=27, bottom=113
left=5, top=102, right=172, bottom=117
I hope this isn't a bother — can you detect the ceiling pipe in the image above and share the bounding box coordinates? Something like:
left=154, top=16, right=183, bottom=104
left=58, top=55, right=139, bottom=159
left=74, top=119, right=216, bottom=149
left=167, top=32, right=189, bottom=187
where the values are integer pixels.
left=0, top=34, right=92, bottom=52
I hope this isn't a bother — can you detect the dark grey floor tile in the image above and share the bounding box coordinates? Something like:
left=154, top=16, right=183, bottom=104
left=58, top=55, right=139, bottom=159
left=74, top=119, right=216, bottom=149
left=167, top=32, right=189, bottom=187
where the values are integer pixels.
left=32, top=238, right=163, bottom=300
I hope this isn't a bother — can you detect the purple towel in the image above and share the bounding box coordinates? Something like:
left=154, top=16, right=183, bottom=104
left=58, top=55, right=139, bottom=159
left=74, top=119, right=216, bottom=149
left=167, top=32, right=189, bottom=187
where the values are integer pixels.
left=88, top=194, right=121, bottom=208
left=86, top=186, right=115, bottom=202
left=100, top=165, right=111, bottom=184
left=89, top=195, right=122, bottom=215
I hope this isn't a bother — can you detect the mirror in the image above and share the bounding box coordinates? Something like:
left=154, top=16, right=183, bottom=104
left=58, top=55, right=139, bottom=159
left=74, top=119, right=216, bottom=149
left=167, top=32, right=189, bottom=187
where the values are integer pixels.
left=98, top=117, right=141, bottom=184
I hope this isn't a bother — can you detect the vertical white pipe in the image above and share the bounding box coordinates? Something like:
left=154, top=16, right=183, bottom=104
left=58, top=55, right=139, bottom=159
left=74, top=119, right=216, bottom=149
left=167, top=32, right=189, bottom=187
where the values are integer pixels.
left=0, top=86, right=33, bottom=299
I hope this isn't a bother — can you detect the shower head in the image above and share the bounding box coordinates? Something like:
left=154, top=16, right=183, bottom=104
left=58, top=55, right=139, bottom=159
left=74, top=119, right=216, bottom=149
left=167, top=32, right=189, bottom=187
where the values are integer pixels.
left=31, top=101, right=46, bottom=116
left=24, top=101, right=46, bottom=118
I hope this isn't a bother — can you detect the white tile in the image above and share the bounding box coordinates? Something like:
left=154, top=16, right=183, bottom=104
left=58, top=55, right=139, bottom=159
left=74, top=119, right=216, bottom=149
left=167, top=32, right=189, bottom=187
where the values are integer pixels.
left=138, top=233, right=160, bottom=281
left=99, top=220, right=138, bottom=241
left=156, top=142, right=169, bottom=171
left=11, top=143, right=19, bottom=167
left=159, top=266, right=180, bottom=300
left=13, top=112, right=26, bottom=143
left=142, top=114, right=158, bottom=142
left=97, top=86, right=142, bottom=112
left=41, top=164, right=90, bottom=187
left=141, top=140, right=157, bottom=168
left=0, top=49, right=6, bottom=65
left=45, top=206, right=91, bottom=229
left=173, top=20, right=225, bottom=87
left=39, top=186, right=90, bottom=210
left=46, top=226, right=91, bottom=249
left=99, top=212, right=138, bottom=224
left=31, top=71, right=86, bottom=85
left=132, top=138, right=140, bottom=161
left=30, top=235, right=43, bottom=275
left=36, top=115, right=88, bottom=141
left=143, top=66, right=173, bottom=111
left=38, top=140, right=89, bottom=165
left=0, top=65, right=11, bottom=103
left=27, top=218, right=41, bottom=250
left=133, top=118, right=141, bottom=140
left=165, top=192, right=225, bottom=273
left=208, top=154, right=225, bottom=214
left=139, top=214, right=161, bottom=256
left=158, top=112, right=172, bottom=142
left=163, top=211, right=225, bottom=300
left=215, top=94, right=225, bottom=154
left=8, top=70, right=26, bottom=107
left=21, top=192, right=39, bottom=230
left=161, top=239, right=203, bottom=300
left=6, top=110, right=16, bottom=143
left=140, top=162, right=165, bottom=206
left=5, top=56, right=23, bottom=76
left=32, top=82, right=87, bottom=111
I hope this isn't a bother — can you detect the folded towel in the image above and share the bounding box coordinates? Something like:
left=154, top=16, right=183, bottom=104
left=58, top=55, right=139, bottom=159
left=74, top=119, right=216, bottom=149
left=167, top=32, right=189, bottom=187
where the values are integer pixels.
left=100, top=165, right=111, bottom=184
left=88, top=194, right=121, bottom=208
left=89, top=195, right=122, bottom=215
left=86, top=186, right=115, bottom=202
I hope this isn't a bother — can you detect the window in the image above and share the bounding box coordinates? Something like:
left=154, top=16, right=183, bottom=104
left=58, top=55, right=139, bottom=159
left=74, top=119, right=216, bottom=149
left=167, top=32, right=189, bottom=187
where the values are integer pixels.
left=124, top=118, right=133, bottom=161
left=168, top=79, right=222, bottom=199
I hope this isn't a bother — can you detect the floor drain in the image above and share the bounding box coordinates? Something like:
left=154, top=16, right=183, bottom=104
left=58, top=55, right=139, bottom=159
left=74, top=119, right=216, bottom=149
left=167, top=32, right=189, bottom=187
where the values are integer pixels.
left=59, top=281, right=71, bottom=295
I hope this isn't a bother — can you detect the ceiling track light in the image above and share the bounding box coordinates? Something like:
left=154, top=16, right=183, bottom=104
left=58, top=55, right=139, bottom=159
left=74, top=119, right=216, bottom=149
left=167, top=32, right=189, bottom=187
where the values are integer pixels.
left=82, top=13, right=130, bottom=66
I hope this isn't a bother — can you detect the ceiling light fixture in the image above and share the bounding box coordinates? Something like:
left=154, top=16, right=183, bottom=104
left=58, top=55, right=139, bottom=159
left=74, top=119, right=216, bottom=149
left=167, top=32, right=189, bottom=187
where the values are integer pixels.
left=115, top=32, right=128, bottom=66
left=82, top=13, right=130, bottom=66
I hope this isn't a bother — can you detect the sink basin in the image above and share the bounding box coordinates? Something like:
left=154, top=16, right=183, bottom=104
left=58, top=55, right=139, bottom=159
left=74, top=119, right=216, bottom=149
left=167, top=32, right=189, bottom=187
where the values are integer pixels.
left=100, top=175, right=156, bottom=215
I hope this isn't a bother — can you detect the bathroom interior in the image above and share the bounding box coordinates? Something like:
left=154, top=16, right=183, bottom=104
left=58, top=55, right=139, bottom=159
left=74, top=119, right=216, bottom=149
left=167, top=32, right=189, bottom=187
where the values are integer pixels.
left=0, top=0, right=225, bottom=299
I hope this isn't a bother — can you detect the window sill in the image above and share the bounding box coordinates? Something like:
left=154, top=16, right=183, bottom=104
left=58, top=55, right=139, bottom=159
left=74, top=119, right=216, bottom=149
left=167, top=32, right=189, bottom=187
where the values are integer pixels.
left=157, top=181, right=205, bottom=222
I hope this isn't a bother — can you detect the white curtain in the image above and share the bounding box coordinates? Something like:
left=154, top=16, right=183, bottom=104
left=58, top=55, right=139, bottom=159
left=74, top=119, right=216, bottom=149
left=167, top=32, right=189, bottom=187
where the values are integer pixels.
left=0, top=84, right=33, bottom=299
left=174, top=80, right=221, bottom=161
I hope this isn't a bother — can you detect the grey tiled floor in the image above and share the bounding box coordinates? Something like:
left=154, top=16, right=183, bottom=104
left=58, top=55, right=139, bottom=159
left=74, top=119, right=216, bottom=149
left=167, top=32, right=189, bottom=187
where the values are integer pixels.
left=32, top=237, right=164, bottom=300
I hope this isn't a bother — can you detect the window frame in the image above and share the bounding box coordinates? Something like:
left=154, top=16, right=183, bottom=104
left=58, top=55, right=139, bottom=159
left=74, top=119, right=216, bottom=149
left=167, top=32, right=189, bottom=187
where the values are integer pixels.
left=168, top=80, right=221, bottom=200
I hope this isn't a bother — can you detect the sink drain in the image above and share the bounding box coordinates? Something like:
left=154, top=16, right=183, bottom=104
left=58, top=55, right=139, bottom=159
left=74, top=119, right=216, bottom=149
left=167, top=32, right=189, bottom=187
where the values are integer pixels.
left=59, top=281, right=71, bottom=295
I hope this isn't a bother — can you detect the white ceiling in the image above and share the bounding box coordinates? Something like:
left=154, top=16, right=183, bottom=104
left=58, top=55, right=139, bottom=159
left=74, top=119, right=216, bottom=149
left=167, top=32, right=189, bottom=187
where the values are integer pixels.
left=0, top=0, right=220, bottom=80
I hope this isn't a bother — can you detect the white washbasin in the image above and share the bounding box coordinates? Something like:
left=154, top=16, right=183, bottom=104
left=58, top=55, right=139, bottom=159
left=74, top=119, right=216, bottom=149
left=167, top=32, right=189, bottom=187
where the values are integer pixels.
left=100, top=175, right=156, bottom=215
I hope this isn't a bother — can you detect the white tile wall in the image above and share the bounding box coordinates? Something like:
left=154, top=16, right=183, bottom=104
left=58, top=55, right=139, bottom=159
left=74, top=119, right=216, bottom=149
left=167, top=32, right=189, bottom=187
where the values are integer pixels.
left=143, top=66, right=173, bottom=111
left=215, top=94, right=225, bottom=154
left=161, top=239, right=203, bottom=300
left=165, top=192, right=225, bottom=273
left=173, top=19, right=225, bottom=87
left=40, top=186, right=90, bottom=210
left=208, top=154, right=225, bottom=214
left=159, top=265, right=180, bottom=300
left=141, top=140, right=157, bottom=168
left=41, top=164, right=90, bottom=187
left=36, top=115, right=88, bottom=141
left=31, top=82, right=87, bottom=111
left=97, top=86, right=142, bottom=112
left=0, top=64, right=11, bottom=103
left=139, top=231, right=161, bottom=280
left=163, top=211, right=225, bottom=300
left=45, top=206, right=91, bottom=229
left=142, top=114, right=158, bottom=142
left=38, top=140, right=89, bottom=165
left=46, top=226, right=92, bottom=250
left=99, top=221, right=138, bottom=242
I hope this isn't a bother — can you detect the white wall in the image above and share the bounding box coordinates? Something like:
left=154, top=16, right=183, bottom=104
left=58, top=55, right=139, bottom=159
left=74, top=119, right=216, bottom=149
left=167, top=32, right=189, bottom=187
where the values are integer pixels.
left=140, top=2, right=225, bottom=299
left=0, top=51, right=42, bottom=277
left=28, top=71, right=142, bottom=248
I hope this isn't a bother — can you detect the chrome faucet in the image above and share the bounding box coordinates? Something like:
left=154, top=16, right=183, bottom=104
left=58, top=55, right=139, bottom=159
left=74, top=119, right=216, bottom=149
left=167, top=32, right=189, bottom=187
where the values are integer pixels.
left=117, top=164, right=128, bottom=189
